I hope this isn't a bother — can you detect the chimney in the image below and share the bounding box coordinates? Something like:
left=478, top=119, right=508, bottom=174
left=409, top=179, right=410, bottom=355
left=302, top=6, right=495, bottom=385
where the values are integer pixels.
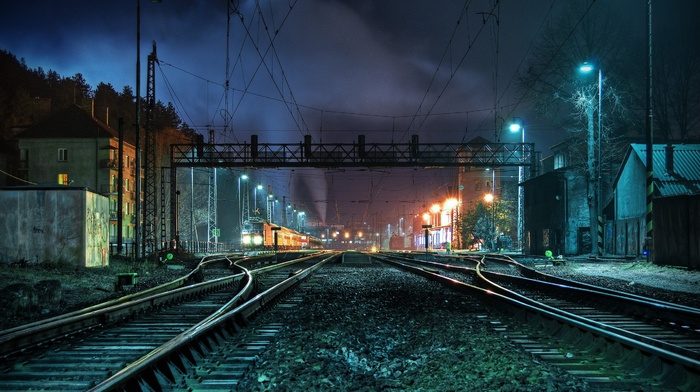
left=665, top=144, right=674, bottom=175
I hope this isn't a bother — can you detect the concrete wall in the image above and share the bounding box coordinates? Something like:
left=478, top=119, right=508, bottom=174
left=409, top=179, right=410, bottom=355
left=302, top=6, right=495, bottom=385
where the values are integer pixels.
left=615, top=155, right=646, bottom=220
left=0, top=187, right=109, bottom=267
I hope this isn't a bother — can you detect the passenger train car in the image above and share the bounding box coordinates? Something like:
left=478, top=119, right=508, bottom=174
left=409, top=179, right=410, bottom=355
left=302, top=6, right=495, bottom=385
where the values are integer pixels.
left=241, top=219, right=322, bottom=250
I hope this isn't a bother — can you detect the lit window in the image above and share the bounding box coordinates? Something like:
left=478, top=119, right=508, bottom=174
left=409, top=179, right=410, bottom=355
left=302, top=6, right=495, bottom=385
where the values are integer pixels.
left=58, top=148, right=68, bottom=161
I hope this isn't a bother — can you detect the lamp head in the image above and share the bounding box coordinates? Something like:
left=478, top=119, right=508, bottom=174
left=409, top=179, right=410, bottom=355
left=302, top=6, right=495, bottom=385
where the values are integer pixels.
left=509, top=123, right=521, bottom=133
left=579, top=62, right=594, bottom=73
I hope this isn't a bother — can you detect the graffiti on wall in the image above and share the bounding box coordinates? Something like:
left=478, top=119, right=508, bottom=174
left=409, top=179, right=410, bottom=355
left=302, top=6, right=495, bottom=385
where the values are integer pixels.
left=86, top=192, right=110, bottom=267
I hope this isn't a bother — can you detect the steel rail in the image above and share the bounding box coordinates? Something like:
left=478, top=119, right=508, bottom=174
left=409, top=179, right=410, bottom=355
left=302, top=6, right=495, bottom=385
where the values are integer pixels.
left=90, top=251, right=341, bottom=391
left=0, top=254, right=245, bottom=359
left=371, top=254, right=700, bottom=382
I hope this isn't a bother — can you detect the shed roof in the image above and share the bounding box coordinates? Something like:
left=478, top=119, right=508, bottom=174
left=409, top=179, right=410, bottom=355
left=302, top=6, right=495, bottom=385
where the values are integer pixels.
left=624, top=143, right=700, bottom=196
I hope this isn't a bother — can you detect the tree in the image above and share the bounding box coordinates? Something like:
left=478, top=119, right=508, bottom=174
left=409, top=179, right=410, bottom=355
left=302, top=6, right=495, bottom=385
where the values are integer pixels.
left=653, top=20, right=700, bottom=141
left=517, top=0, right=636, bottom=256
left=459, top=196, right=515, bottom=251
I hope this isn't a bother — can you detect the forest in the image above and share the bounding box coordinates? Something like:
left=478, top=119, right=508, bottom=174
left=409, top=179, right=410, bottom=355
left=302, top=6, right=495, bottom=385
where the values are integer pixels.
left=0, top=49, right=196, bottom=142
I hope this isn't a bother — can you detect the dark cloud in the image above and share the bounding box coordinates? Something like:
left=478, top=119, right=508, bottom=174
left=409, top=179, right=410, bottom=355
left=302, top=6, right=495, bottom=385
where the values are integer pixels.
left=3, top=0, right=697, bottom=227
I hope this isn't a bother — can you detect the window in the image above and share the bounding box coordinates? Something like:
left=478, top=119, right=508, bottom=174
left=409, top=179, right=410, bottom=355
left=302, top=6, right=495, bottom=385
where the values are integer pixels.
left=554, top=153, right=566, bottom=170
left=58, top=174, right=69, bottom=185
left=125, top=178, right=130, bottom=192
left=58, top=148, right=68, bottom=161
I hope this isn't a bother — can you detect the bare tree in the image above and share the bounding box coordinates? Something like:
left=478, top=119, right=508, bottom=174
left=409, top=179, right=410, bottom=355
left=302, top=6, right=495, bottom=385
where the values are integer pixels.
left=517, top=0, right=636, bottom=256
left=654, top=24, right=700, bottom=142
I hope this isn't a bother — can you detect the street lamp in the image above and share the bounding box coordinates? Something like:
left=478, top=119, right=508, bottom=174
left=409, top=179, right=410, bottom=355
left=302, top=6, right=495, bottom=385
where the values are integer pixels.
left=484, top=193, right=495, bottom=250
left=422, top=224, right=432, bottom=256
left=238, top=174, right=248, bottom=235
left=509, top=118, right=525, bottom=253
left=579, top=61, right=603, bottom=257
left=254, top=184, right=263, bottom=218
left=430, top=203, right=441, bottom=227
left=444, top=198, right=459, bottom=252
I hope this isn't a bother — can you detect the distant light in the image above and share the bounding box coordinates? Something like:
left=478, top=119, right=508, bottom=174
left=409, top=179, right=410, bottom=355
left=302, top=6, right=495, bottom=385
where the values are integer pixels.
left=444, top=198, right=459, bottom=210
left=579, top=62, right=594, bottom=73
left=241, top=174, right=248, bottom=180
left=509, top=123, right=521, bottom=133
left=484, top=193, right=494, bottom=203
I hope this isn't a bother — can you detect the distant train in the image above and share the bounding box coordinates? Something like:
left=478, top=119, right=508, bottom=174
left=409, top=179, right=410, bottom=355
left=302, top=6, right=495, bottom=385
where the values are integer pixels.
left=241, top=219, right=323, bottom=250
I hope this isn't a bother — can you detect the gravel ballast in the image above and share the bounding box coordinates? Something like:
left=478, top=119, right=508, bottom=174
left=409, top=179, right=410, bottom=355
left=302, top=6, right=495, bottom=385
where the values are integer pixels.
left=1, top=256, right=697, bottom=391
left=236, top=265, right=592, bottom=391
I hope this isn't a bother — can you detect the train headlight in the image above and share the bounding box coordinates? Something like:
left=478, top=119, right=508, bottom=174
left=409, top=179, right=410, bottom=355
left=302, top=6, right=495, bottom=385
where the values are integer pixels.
left=253, top=235, right=264, bottom=245
left=242, top=235, right=252, bottom=245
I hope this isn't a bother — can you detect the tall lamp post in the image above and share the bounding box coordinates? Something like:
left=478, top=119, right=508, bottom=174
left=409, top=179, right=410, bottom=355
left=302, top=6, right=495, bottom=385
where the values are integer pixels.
left=238, top=174, right=249, bottom=245
left=422, top=224, right=432, bottom=257
left=484, top=193, right=495, bottom=250
left=509, top=118, right=525, bottom=253
left=254, top=184, right=263, bottom=218
left=444, top=198, right=459, bottom=252
left=579, top=62, right=603, bottom=257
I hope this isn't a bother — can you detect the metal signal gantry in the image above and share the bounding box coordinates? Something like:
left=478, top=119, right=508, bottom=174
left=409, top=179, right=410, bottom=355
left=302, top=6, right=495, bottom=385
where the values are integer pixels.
left=172, top=134, right=537, bottom=170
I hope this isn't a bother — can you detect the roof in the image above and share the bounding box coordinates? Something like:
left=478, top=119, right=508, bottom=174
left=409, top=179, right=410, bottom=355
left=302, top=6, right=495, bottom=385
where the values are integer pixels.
left=18, top=104, right=118, bottom=139
left=626, top=143, right=700, bottom=196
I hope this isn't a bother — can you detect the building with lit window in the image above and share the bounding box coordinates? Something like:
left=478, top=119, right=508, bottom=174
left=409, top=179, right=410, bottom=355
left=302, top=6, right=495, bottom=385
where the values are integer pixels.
left=15, top=105, right=138, bottom=252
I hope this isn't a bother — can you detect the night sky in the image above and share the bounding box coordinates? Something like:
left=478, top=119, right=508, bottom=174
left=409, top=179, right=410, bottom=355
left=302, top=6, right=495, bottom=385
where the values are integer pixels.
left=1, top=1, right=696, bottom=229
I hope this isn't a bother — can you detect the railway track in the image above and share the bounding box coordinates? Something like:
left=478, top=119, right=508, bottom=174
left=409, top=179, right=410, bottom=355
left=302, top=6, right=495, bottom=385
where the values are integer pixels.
left=373, top=252, right=700, bottom=391
left=0, top=251, right=339, bottom=391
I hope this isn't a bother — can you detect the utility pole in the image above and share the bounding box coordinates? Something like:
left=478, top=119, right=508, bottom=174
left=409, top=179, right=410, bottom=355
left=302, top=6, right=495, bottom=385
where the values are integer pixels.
left=645, top=0, right=654, bottom=260
left=207, top=129, right=217, bottom=251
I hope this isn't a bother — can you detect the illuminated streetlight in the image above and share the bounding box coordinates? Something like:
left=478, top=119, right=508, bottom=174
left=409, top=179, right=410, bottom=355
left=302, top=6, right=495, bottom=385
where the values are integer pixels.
left=509, top=117, right=525, bottom=253
left=579, top=61, right=603, bottom=257
left=238, top=174, right=249, bottom=244
left=444, top=198, right=459, bottom=251
left=484, top=193, right=496, bottom=250
left=254, top=184, right=263, bottom=217
left=430, top=203, right=441, bottom=227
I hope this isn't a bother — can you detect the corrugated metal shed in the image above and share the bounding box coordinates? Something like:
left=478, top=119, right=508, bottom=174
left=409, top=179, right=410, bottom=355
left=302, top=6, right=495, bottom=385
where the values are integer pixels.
left=630, top=144, right=700, bottom=196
